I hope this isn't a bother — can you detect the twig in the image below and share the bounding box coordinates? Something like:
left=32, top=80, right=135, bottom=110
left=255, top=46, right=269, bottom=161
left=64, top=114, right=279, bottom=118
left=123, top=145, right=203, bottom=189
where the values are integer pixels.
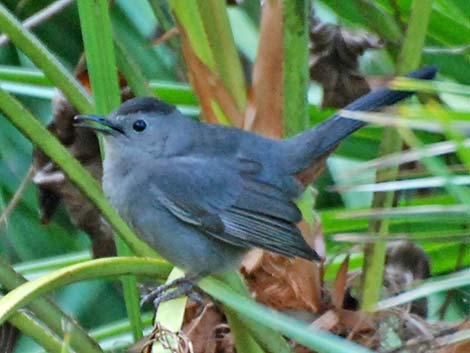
left=0, top=0, right=75, bottom=47
left=0, top=166, right=34, bottom=228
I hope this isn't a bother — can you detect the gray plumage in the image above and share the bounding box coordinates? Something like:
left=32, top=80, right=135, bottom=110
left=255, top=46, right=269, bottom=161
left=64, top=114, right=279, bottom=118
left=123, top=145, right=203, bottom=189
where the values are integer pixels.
left=76, top=67, right=436, bottom=279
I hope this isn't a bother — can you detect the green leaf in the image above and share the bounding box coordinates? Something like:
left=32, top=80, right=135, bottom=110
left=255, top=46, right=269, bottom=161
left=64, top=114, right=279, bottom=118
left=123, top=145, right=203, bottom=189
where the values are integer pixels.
left=77, top=0, right=143, bottom=340
left=77, top=0, right=121, bottom=114
left=8, top=310, right=65, bottom=353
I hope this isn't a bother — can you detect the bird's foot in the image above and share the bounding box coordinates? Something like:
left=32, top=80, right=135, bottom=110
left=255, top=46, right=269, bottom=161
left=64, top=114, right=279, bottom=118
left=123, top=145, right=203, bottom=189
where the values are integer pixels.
left=140, top=276, right=205, bottom=316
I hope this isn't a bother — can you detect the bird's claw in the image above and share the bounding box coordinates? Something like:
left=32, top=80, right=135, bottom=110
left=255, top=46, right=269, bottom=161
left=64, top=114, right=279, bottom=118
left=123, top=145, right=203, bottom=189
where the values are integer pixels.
left=140, top=276, right=206, bottom=317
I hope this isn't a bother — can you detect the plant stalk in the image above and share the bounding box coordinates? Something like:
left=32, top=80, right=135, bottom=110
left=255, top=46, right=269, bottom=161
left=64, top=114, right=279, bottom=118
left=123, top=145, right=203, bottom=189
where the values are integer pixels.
left=360, top=0, right=433, bottom=311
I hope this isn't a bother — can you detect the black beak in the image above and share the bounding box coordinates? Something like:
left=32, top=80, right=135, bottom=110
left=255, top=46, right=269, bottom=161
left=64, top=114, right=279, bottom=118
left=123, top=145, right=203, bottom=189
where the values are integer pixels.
left=74, top=115, right=124, bottom=135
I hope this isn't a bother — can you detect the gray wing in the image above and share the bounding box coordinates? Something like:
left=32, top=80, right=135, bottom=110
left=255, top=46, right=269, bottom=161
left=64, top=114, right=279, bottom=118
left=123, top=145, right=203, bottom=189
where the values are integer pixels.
left=149, top=156, right=319, bottom=261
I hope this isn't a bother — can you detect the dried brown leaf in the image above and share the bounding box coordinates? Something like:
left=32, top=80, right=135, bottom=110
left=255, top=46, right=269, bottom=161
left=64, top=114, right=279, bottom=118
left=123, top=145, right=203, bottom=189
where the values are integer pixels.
left=207, top=324, right=235, bottom=353
left=331, top=255, right=350, bottom=309
left=309, top=15, right=383, bottom=108
left=241, top=251, right=322, bottom=312
left=310, top=309, right=377, bottom=350
left=311, top=310, right=339, bottom=331
left=183, top=303, right=226, bottom=353
left=135, top=322, right=193, bottom=353
left=32, top=62, right=134, bottom=258
left=152, top=27, right=180, bottom=46
left=245, top=0, right=283, bottom=137
left=32, top=90, right=116, bottom=258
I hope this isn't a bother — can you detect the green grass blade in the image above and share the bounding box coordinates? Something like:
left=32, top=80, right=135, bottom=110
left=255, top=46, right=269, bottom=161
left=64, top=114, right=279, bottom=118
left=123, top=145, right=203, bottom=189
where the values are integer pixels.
left=8, top=310, right=65, bottom=353
left=0, top=65, right=51, bottom=85
left=0, top=257, right=170, bottom=325
left=397, top=127, right=470, bottom=205
left=0, top=3, right=93, bottom=114
left=0, top=65, right=197, bottom=104
left=397, top=0, right=433, bottom=74
left=14, top=251, right=91, bottom=278
left=376, top=268, right=470, bottom=310
left=77, top=0, right=121, bottom=114
left=391, top=77, right=470, bottom=96
left=114, top=38, right=153, bottom=97
left=196, top=0, right=247, bottom=111
left=169, top=0, right=247, bottom=124
left=77, top=0, right=142, bottom=340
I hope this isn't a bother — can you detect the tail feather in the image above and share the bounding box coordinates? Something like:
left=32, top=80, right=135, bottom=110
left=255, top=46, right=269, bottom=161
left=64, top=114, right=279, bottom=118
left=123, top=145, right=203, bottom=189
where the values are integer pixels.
left=282, top=66, right=437, bottom=173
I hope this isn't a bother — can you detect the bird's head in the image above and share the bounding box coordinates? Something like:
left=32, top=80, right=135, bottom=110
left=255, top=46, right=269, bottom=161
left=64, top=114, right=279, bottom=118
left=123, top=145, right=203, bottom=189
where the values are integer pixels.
left=74, top=96, right=179, bottom=157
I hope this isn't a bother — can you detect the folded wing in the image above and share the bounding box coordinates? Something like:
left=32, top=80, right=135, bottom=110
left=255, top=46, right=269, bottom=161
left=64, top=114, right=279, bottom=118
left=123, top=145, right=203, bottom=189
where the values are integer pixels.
left=149, top=156, right=319, bottom=261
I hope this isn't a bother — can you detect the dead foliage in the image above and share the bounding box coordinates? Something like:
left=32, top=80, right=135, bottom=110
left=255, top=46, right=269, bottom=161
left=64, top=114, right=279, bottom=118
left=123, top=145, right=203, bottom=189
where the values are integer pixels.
left=384, top=241, right=431, bottom=317
left=244, top=0, right=283, bottom=138
left=309, top=13, right=383, bottom=108
left=241, top=250, right=322, bottom=313
left=32, top=58, right=133, bottom=258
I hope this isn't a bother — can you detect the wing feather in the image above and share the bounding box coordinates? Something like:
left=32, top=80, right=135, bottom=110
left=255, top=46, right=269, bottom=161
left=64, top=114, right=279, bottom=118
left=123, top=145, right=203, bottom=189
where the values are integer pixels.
left=150, top=156, right=319, bottom=261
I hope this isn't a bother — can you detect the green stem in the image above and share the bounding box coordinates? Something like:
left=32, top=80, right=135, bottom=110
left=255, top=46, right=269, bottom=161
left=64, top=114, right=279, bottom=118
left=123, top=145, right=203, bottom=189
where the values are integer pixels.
left=196, top=0, right=247, bottom=112
left=0, top=257, right=170, bottom=324
left=9, top=311, right=65, bottom=353
left=282, top=0, right=310, bottom=136
left=77, top=0, right=143, bottom=340
left=77, top=0, right=121, bottom=114
left=114, top=39, right=153, bottom=97
left=360, top=0, right=433, bottom=311
left=397, top=0, right=434, bottom=75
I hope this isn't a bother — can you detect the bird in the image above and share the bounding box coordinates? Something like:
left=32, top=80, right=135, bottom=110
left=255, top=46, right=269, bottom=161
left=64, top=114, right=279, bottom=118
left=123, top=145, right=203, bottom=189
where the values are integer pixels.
left=75, top=66, right=437, bottom=309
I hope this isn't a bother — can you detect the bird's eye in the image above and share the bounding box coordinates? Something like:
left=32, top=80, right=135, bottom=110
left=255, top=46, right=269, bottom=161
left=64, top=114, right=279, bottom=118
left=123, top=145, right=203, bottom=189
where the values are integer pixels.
left=132, top=119, right=147, bottom=132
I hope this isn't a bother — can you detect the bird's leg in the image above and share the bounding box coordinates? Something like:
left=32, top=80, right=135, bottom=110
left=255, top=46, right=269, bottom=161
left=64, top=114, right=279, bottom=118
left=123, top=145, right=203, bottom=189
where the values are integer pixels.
left=187, top=287, right=206, bottom=317
left=140, top=275, right=206, bottom=316
left=140, top=276, right=192, bottom=306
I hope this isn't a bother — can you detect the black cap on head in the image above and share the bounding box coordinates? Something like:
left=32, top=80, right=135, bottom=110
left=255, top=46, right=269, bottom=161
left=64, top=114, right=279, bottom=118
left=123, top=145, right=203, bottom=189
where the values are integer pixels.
left=114, top=97, right=175, bottom=117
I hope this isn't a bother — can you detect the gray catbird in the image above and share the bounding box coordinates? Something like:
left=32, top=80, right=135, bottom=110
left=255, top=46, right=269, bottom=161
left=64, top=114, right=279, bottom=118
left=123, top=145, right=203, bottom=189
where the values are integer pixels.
left=75, top=66, right=437, bottom=308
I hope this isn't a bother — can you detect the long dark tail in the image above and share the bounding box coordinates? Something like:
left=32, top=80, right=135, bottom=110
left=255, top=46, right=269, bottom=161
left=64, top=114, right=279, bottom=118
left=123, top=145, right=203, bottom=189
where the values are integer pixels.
left=282, top=66, right=438, bottom=173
